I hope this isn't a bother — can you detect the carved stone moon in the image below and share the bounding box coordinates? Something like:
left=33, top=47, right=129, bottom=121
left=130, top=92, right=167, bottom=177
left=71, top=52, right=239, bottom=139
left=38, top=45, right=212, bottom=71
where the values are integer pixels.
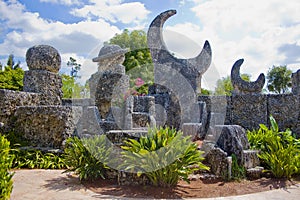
left=147, top=9, right=212, bottom=75
left=147, top=9, right=212, bottom=94
left=231, top=59, right=265, bottom=94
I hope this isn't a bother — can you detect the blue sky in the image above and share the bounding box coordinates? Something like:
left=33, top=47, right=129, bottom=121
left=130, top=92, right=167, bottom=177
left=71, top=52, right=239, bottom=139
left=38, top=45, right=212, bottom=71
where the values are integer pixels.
left=1, top=0, right=300, bottom=89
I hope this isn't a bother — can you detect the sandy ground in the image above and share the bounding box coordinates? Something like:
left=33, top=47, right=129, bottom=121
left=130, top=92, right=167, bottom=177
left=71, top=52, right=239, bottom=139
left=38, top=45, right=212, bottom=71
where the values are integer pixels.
left=10, top=169, right=300, bottom=200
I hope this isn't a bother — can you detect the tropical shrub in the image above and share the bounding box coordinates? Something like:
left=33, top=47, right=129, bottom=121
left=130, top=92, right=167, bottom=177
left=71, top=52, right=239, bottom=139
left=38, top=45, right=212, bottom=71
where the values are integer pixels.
left=247, top=116, right=300, bottom=179
left=11, top=149, right=67, bottom=169
left=64, top=136, right=114, bottom=181
left=3, top=130, right=66, bottom=170
left=121, top=127, right=209, bottom=187
left=0, top=134, right=14, bottom=200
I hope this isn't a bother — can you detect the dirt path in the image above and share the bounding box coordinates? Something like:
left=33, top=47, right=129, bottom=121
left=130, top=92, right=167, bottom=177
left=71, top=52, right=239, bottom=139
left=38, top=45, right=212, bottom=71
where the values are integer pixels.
left=10, top=169, right=112, bottom=200
left=10, top=169, right=300, bottom=200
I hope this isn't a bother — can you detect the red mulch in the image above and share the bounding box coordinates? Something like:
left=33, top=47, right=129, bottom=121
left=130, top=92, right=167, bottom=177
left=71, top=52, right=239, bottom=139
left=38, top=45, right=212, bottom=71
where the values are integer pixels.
left=83, top=176, right=300, bottom=199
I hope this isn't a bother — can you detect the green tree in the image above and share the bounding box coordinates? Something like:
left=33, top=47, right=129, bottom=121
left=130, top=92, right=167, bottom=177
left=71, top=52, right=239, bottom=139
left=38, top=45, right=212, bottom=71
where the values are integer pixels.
left=61, top=74, right=82, bottom=98
left=0, top=55, right=24, bottom=91
left=6, top=54, right=20, bottom=70
left=107, top=29, right=154, bottom=87
left=67, top=57, right=81, bottom=78
left=267, top=65, right=292, bottom=94
left=214, top=74, right=251, bottom=96
left=201, top=88, right=212, bottom=95
left=61, top=57, right=89, bottom=98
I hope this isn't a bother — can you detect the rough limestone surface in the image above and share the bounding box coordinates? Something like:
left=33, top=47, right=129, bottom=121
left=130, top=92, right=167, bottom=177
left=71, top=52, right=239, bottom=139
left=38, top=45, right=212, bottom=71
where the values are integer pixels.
left=182, top=123, right=204, bottom=139
left=268, top=94, right=299, bottom=132
left=231, top=59, right=265, bottom=94
left=149, top=85, right=205, bottom=130
left=95, top=72, right=129, bottom=119
left=89, top=45, right=129, bottom=121
left=105, top=130, right=148, bottom=146
left=205, top=148, right=229, bottom=177
left=26, top=45, right=61, bottom=73
left=215, top=125, right=250, bottom=164
left=242, top=150, right=260, bottom=169
left=133, top=96, right=155, bottom=113
left=14, top=106, right=81, bottom=148
left=75, top=106, right=104, bottom=137
left=131, top=96, right=155, bottom=128
left=232, top=94, right=267, bottom=130
left=246, top=166, right=264, bottom=180
left=292, top=69, right=300, bottom=95
left=147, top=10, right=212, bottom=94
left=23, top=70, right=62, bottom=105
left=132, top=113, right=151, bottom=128
left=0, top=89, right=40, bottom=130
left=62, top=99, right=101, bottom=137
left=62, top=98, right=95, bottom=106
left=198, top=95, right=231, bottom=127
left=147, top=10, right=211, bottom=129
left=99, top=121, right=120, bottom=134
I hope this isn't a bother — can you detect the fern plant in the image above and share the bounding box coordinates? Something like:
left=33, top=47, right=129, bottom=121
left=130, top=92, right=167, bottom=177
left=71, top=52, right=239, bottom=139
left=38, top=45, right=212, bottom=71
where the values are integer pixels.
left=247, top=116, right=300, bottom=179
left=64, top=135, right=114, bottom=181
left=11, top=149, right=67, bottom=169
left=121, top=127, right=209, bottom=187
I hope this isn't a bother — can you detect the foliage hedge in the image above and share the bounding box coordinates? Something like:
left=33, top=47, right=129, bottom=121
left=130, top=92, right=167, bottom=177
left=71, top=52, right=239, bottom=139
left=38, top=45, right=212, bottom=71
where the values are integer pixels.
left=247, top=116, right=300, bottom=179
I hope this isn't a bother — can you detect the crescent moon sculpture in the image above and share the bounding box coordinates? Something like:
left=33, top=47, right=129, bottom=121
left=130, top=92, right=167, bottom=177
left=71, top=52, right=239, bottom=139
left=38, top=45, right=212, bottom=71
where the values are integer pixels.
left=231, top=59, right=265, bottom=94
left=147, top=9, right=212, bottom=94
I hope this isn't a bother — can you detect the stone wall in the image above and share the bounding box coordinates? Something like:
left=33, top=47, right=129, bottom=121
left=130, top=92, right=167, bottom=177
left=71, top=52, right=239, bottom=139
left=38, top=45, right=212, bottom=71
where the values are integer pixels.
left=23, top=70, right=62, bottom=105
left=13, top=106, right=82, bottom=148
left=232, top=94, right=268, bottom=130
left=199, top=94, right=300, bottom=137
left=0, top=89, right=41, bottom=131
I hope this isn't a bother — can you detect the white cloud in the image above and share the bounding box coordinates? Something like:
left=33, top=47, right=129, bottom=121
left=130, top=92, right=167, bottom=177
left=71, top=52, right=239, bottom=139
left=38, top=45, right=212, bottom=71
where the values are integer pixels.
left=163, top=0, right=300, bottom=86
left=70, top=0, right=150, bottom=25
left=0, top=0, right=121, bottom=82
left=179, top=0, right=186, bottom=6
left=39, top=0, right=82, bottom=6
left=153, top=0, right=300, bottom=89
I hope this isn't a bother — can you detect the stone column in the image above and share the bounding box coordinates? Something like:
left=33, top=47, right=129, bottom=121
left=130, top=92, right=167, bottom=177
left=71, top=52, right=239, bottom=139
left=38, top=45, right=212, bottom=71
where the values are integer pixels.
left=24, top=45, right=63, bottom=105
left=292, top=69, right=300, bottom=95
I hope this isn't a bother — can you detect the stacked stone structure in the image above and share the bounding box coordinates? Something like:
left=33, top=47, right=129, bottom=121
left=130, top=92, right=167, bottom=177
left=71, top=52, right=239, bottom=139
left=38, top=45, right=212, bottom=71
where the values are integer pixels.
left=24, top=45, right=63, bottom=105
left=0, top=45, right=80, bottom=149
left=0, top=9, right=299, bottom=182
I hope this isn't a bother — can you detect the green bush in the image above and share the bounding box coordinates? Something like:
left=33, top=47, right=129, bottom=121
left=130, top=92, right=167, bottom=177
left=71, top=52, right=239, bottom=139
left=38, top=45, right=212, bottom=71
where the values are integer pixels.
left=121, top=127, right=209, bottom=187
left=11, top=149, right=67, bottom=169
left=3, top=130, right=67, bottom=170
left=247, top=116, right=300, bottom=179
left=0, top=134, right=14, bottom=200
left=64, top=136, right=114, bottom=181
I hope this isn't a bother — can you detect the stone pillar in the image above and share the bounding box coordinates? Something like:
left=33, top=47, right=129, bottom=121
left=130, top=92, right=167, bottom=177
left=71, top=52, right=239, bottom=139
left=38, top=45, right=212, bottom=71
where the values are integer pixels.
left=292, top=69, right=300, bottom=95
left=24, top=45, right=62, bottom=105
